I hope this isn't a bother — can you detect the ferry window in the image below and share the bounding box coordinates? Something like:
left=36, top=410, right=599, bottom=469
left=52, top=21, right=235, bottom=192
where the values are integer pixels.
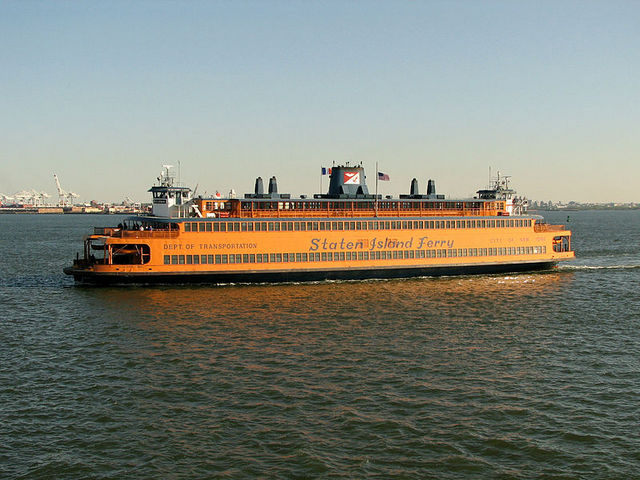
left=193, top=255, right=199, bottom=264
left=294, top=222, right=301, bottom=231
left=356, top=222, right=362, bottom=230
left=256, top=254, right=263, bottom=263
left=178, top=255, right=185, bottom=264
left=242, top=223, right=248, bottom=231
left=274, top=253, right=281, bottom=262
left=171, top=255, right=178, bottom=264
left=205, top=223, right=211, bottom=232
left=283, top=253, right=289, bottom=262
left=213, top=223, right=219, bottom=232
left=301, top=253, right=308, bottom=262
left=243, top=254, right=249, bottom=263
left=236, top=254, right=242, bottom=263
left=199, top=223, right=206, bottom=232
left=222, top=255, right=229, bottom=264
left=268, top=222, right=275, bottom=231
left=200, top=255, right=206, bottom=264
left=221, top=223, right=228, bottom=232
left=185, top=223, right=191, bottom=232
left=270, top=253, right=276, bottom=263
left=186, top=255, right=192, bottom=264
left=207, top=255, right=214, bottom=264
left=320, top=222, right=327, bottom=231
left=312, top=222, right=319, bottom=231
left=299, top=222, right=306, bottom=231
left=215, top=255, right=221, bottom=264
left=164, top=255, right=170, bottom=265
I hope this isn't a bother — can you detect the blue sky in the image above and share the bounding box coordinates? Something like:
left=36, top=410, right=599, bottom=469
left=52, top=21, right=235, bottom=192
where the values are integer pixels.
left=1, top=0, right=638, bottom=203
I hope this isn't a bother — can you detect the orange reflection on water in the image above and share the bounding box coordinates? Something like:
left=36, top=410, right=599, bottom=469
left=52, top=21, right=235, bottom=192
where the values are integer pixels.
left=88, top=270, right=574, bottom=333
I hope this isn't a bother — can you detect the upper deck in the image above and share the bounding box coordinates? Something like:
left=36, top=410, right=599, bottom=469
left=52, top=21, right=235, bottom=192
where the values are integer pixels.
left=148, top=163, right=527, bottom=220
left=196, top=197, right=507, bottom=219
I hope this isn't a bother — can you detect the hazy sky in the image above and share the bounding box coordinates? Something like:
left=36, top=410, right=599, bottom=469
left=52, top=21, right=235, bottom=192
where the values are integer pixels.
left=1, top=0, right=638, bottom=203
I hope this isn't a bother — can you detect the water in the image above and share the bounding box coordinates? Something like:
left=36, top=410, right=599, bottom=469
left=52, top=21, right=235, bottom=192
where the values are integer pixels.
left=1, top=211, right=639, bottom=479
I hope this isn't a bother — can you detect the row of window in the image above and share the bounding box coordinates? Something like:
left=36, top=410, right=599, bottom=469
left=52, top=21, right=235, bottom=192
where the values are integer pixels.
left=236, top=200, right=496, bottom=211
left=163, top=245, right=547, bottom=265
left=183, top=218, right=533, bottom=233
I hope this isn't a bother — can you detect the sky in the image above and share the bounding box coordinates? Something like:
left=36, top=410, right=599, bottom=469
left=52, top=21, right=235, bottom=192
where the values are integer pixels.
left=1, top=0, right=638, bottom=204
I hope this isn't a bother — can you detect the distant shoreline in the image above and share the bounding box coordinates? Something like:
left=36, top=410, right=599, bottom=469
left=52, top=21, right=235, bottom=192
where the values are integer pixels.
left=530, top=207, right=640, bottom=212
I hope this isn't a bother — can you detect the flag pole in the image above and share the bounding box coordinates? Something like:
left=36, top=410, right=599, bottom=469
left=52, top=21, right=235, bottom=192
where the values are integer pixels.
left=375, top=161, right=379, bottom=217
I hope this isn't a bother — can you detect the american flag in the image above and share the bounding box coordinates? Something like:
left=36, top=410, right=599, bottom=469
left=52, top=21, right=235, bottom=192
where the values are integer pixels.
left=378, top=172, right=390, bottom=181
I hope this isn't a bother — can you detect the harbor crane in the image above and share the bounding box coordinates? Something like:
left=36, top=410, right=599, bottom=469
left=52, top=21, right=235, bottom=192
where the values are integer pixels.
left=53, top=174, right=79, bottom=207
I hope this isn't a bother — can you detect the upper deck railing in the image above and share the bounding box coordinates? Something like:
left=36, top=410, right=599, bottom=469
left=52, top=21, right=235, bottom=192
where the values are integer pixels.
left=93, top=227, right=179, bottom=239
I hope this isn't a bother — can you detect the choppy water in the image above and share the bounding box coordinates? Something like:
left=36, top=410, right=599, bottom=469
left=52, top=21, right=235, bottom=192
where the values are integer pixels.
left=1, top=211, right=639, bottom=479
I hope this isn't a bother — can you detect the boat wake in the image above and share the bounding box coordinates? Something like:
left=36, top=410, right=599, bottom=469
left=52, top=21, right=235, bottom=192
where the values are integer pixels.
left=558, top=264, right=640, bottom=272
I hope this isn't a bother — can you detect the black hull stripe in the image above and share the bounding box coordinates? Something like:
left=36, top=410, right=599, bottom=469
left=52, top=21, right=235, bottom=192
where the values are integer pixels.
left=64, top=262, right=557, bottom=285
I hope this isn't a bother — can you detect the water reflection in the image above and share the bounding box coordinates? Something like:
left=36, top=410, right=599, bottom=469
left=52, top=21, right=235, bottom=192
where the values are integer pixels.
left=81, top=271, right=574, bottom=333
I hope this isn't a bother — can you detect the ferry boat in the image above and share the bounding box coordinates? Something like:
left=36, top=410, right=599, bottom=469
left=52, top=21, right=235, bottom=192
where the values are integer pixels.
left=64, top=165, right=574, bottom=284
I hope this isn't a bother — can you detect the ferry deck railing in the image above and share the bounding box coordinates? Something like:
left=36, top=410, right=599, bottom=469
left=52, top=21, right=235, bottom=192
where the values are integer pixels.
left=93, top=227, right=179, bottom=239
left=534, top=224, right=567, bottom=232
